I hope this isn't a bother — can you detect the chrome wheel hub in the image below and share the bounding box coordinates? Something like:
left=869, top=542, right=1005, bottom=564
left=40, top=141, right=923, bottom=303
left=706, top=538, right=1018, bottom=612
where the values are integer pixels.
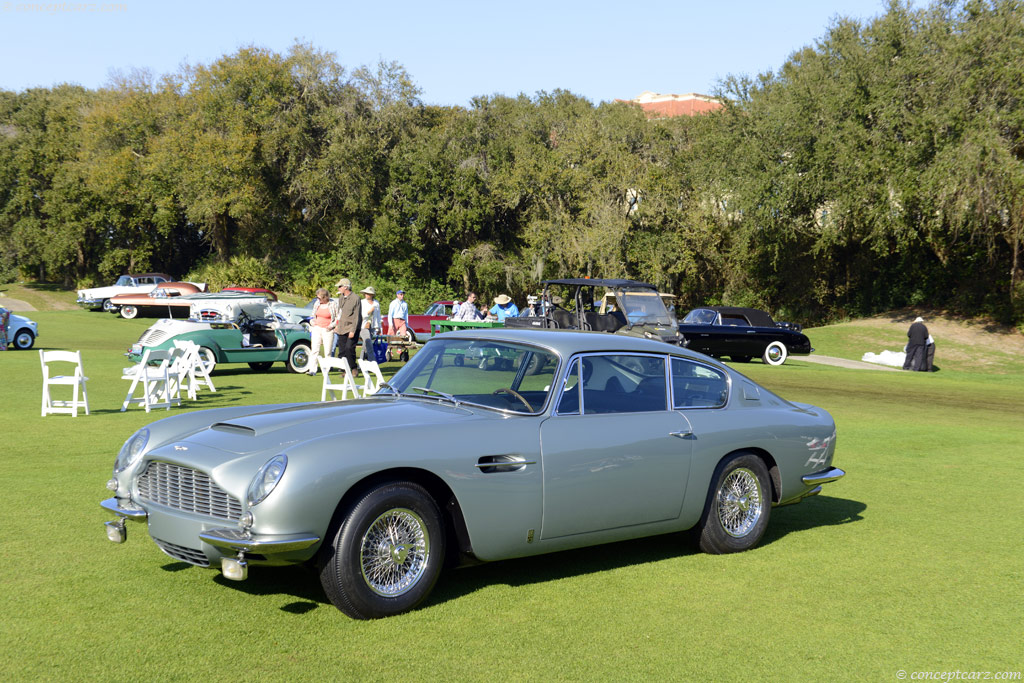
left=717, top=468, right=763, bottom=537
left=360, top=508, right=429, bottom=596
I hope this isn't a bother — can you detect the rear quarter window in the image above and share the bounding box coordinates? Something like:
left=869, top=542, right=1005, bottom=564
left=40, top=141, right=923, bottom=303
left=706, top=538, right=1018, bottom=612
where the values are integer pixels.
left=671, top=358, right=728, bottom=408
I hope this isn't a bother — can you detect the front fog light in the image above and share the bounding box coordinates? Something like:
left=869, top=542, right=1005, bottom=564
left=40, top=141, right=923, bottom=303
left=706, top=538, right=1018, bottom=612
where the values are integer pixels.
left=221, top=555, right=248, bottom=581
left=239, top=511, right=254, bottom=530
left=105, top=521, right=127, bottom=543
left=106, top=478, right=118, bottom=491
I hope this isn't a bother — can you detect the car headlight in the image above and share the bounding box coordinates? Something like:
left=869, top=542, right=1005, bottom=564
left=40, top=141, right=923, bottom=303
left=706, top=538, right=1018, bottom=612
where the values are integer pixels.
left=114, top=428, right=150, bottom=473
left=247, top=455, right=287, bottom=507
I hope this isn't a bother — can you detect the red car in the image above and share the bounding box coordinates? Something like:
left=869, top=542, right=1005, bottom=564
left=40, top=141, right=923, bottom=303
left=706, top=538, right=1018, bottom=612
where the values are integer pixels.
left=220, top=287, right=278, bottom=301
left=381, top=300, right=458, bottom=341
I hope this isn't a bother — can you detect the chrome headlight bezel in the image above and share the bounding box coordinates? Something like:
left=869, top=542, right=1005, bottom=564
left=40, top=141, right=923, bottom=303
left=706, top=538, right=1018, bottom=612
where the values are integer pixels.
left=114, top=428, right=150, bottom=474
left=247, top=454, right=288, bottom=507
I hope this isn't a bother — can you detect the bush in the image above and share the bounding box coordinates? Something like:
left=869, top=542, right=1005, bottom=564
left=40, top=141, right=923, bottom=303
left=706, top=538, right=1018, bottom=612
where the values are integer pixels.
left=185, top=256, right=277, bottom=292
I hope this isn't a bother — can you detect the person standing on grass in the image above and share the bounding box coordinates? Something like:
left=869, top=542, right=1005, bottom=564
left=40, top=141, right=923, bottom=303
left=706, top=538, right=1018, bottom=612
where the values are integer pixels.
left=359, top=286, right=382, bottom=361
left=333, top=278, right=362, bottom=374
left=903, top=316, right=929, bottom=371
left=307, top=288, right=338, bottom=375
left=388, top=289, right=410, bottom=338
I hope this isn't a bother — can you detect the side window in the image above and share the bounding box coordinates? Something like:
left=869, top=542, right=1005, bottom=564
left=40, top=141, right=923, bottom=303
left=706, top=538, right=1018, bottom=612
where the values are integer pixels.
left=556, top=358, right=581, bottom=414
left=581, top=354, right=667, bottom=415
left=672, top=358, right=728, bottom=408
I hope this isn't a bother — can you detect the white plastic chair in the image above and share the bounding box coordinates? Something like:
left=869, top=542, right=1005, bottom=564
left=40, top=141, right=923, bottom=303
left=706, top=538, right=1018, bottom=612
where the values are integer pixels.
left=357, top=358, right=386, bottom=396
left=40, top=350, right=90, bottom=417
left=319, top=356, right=359, bottom=401
left=120, top=349, right=180, bottom=412
left=172, top=340, right=216, bottom=400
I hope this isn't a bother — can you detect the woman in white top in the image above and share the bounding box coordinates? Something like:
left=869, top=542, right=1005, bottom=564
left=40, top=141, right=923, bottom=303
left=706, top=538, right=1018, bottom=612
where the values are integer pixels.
left=359, top=286, right=382, bottom=360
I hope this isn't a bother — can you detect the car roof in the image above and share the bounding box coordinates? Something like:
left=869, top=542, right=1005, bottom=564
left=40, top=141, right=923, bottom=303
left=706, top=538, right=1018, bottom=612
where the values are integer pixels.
left=696, top=306, right=776, bottom=327
left=542, top=278, right=657, bottom=289
left=125, top=273, right=173, bottom=279
left=432, top=327, right=714, bottom=361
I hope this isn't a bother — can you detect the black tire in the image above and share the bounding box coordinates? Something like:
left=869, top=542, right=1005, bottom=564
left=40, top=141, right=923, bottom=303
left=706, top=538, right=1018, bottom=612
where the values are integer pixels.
left=120, top=305, right=138, bottom=320
left=400, top=350, right=409, bottom=363
left=730, top=355, right=752, bottom=363
left=319, top=482, right=445, bottom=619
left=13, top=329, right=35, bottom=350
left=697, top=453, right=771, bottom=555
left=248, top=361, right=273, bottom=372
left=287, top=342, right=311, bottom=373
left=762, top=341, right=788, bottom=366
left=197, top=346, right=217, bottom=375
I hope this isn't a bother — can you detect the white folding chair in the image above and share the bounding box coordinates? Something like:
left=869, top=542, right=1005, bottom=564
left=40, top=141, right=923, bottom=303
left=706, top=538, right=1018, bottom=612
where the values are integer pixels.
left=319, top=356, right=360, bottom=401
left=173, top=340, right=216, bottom=400
left=357, top=358, right=386, bottom=396
left=163, top=346, right=186, bottom=404
left=40, top=350, right=90, bottom=417
left=121, top=349, right=179, bottom=412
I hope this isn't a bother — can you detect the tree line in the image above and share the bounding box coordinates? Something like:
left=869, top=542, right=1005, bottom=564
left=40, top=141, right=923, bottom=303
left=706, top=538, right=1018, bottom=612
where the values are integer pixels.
left=1, top=0, right=1022, bottom=325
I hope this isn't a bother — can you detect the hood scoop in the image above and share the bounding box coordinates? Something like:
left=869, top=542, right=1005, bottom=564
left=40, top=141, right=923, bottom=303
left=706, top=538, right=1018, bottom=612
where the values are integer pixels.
left=210, top=422, right=257, bottom=437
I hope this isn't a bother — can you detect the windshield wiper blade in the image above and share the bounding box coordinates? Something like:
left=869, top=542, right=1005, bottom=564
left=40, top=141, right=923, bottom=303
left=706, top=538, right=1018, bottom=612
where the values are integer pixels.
left=409, top=386, right=461, bottom=407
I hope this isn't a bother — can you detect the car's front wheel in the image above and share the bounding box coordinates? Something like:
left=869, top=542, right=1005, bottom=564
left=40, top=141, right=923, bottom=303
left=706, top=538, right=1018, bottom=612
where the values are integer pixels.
left=762, top=341, right=788, bottom=365
left=13, top=330, right=35, bottom=350
left=319, top=482, right=445, bottom=619
left=697, top=453, right=771, bottom=554
left=287, top=342, right=311, bottom=373
left=120, top=305, right=138, bottom=320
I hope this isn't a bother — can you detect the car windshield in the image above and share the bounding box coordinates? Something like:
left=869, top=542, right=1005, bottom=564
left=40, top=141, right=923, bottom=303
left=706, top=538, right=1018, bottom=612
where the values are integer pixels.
left=617, top=288, right=675, bottom=325
left=683, top=309, right=719, bottom=325
left=385, top=338, right=560, bottom=414
left=115, top=276, right=133, bottom=287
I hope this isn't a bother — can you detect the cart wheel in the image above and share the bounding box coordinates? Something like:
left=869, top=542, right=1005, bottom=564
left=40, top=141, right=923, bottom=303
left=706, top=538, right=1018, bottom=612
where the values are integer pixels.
left=400, top=350, right=409, bottom=363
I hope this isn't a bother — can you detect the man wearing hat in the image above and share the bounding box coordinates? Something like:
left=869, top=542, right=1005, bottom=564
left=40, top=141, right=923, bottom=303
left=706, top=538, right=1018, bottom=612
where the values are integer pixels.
left=387, top=289, right=410, bottom=338
left=903, top=316, right=929, bottom=371
left=334, top=278, right=362, bottom=373
left=359, top=286, right=381, bottom=360
left=489, top=294, right=519, bottom=322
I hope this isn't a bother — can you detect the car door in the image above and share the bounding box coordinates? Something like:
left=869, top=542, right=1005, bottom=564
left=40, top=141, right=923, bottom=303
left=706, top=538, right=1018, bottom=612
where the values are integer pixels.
left=539, top=353, right=693, bottom=539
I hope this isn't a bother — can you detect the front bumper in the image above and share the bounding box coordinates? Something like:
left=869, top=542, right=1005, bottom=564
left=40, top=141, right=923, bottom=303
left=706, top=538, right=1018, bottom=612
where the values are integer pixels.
left=77, top=297, right=105, bottom=310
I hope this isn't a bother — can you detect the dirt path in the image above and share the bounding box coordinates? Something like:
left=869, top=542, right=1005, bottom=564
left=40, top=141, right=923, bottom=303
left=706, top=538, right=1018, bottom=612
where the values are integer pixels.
left=0, top=296, right=36, bottom=311
left=800, top=354, right=900, bottom=371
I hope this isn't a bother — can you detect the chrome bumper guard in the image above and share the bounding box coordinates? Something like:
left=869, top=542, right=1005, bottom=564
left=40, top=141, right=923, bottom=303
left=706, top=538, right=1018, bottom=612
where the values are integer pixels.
left=101, top=497, right=148, bottom=520
left=199, top=528, right=321, bottom=555
left=77, top=298, right=104, bottom=309
left=801, top=467, right=846, bottom=486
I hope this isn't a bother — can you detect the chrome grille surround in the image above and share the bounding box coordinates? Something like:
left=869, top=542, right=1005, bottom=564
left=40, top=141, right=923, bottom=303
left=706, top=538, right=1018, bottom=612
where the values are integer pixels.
left=154, top=538, right=210, bottom=567
left=137, top=461, right=243, bottom=522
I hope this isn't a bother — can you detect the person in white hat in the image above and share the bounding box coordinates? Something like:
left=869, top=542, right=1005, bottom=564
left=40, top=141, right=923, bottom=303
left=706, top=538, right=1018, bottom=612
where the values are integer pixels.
left=489, top=294, right=519, bottom=322
left=903, top=316, right=929, bottom=371
left=359, top=286, right=381, bottom=360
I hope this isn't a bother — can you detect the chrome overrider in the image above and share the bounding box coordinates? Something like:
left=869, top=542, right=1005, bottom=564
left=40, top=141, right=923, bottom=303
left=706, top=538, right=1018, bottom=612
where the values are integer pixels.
left=776, top=466, right=846, bottom=507
left=101, top=497, right=320, bottom=581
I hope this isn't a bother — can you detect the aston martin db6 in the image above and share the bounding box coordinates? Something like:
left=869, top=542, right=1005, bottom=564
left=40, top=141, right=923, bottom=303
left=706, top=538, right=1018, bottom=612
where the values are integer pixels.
left=102, top=328, right=843, bottom=619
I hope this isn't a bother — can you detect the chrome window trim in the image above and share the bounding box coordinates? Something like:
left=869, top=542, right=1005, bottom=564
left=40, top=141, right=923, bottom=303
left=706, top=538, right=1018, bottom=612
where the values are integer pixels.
left=553, top=351, right=672, bottom=416
left=669, top=356, right=732, bottom=410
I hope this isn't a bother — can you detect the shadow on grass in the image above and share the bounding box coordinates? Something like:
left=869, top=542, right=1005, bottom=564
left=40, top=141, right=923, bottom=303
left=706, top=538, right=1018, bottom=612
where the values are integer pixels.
left=206, top=495, right=864, bottom=614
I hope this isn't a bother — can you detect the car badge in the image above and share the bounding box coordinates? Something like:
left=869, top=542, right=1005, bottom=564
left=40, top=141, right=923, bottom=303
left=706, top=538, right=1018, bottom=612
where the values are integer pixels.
left=174, top=445, right=188, bottom=451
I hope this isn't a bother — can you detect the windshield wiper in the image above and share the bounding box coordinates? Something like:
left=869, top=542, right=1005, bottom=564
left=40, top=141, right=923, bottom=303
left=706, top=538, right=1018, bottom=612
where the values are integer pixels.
left=409, top=386, right=461, bottom=407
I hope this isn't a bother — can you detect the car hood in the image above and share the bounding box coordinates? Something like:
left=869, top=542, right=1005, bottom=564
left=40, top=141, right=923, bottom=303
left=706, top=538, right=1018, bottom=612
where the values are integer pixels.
left=175, top=397, right=486, bottom=456
left=80, top=284, right=156, bottom=298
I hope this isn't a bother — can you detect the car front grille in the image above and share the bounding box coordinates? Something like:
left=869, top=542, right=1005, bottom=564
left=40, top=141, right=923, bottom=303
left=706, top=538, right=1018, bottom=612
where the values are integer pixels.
left=137, top=328, right=168, bottom=346
left=154, top=538, right=210, bottom=567
left=137, top=461, right=243, bottom=522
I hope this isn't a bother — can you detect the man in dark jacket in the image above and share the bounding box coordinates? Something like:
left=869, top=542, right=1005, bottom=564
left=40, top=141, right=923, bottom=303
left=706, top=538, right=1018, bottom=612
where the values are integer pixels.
left=903, top=316, right=929, bottom=371
left=333, top=278, right=362, bottom=373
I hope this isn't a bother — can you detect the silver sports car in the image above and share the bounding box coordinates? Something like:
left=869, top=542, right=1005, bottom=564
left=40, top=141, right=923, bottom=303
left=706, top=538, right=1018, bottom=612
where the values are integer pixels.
left=102, top=328, right=844, bottom=619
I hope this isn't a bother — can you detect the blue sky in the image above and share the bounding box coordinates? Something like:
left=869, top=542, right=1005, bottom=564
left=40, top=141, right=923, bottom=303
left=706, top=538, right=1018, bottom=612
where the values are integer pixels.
left=1, top=0, right=898, bottom=106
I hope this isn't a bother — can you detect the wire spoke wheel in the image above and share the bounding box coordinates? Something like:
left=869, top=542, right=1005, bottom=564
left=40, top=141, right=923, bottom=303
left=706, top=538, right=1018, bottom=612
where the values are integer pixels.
left=359, top=508, right=430, bottom=597
left=717, top=467, right=763, bottom=537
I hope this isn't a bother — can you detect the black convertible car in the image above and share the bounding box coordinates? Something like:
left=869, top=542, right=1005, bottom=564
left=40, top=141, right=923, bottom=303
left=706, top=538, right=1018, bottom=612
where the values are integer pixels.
left=678, top=306, right=813, bottom=365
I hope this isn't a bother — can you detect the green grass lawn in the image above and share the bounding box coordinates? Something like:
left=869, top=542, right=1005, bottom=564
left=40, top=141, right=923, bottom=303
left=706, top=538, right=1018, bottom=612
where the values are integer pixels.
left=1, top=311, right=1022, bottom=680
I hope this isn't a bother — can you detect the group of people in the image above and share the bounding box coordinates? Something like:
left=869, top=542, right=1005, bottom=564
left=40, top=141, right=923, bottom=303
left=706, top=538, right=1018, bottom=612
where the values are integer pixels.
left=451, top=292, right=549, bottom=322
left=903, top=316, right=936, bottom=372
left=307, top=278, right=405, bottom=376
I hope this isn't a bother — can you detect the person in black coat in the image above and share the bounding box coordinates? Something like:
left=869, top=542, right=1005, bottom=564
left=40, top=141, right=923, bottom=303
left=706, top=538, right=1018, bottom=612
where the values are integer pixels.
left=903, top=316, right=929, bottom=371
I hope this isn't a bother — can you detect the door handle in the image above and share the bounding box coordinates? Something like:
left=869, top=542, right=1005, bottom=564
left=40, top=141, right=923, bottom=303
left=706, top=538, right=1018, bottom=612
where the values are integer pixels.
left=669, top=430, right=692, bottom=439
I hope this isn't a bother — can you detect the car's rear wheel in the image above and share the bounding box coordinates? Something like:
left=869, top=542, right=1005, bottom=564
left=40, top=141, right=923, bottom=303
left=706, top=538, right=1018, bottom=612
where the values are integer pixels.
left=287, top=342, right=311, bottom=373
left=248, top=361, right=273, bottom=372
left=762, top=341, right=788, bottom=366
left=698, top=453, right=771, bottom=554
left=120, top=305, right=138, bottom=320
left=197, top=346, right=217, bottom=374
left=319, top=482, right=445, bottom=619
left=14, top=330, right=34, bottom=350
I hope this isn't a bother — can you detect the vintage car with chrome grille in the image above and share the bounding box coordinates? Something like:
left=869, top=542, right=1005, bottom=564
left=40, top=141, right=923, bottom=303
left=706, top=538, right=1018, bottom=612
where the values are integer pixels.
left=102, top=328, right=844, bottom=619
left=76, top=273, right=174, bottom=311
left=127, top=294, right=312, bottom=373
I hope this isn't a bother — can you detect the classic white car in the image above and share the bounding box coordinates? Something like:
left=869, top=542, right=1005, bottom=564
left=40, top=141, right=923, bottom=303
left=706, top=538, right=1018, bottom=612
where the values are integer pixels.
left=1, top=307, right=38, bottom=349
left=77, top=273, right=175, bottom=311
